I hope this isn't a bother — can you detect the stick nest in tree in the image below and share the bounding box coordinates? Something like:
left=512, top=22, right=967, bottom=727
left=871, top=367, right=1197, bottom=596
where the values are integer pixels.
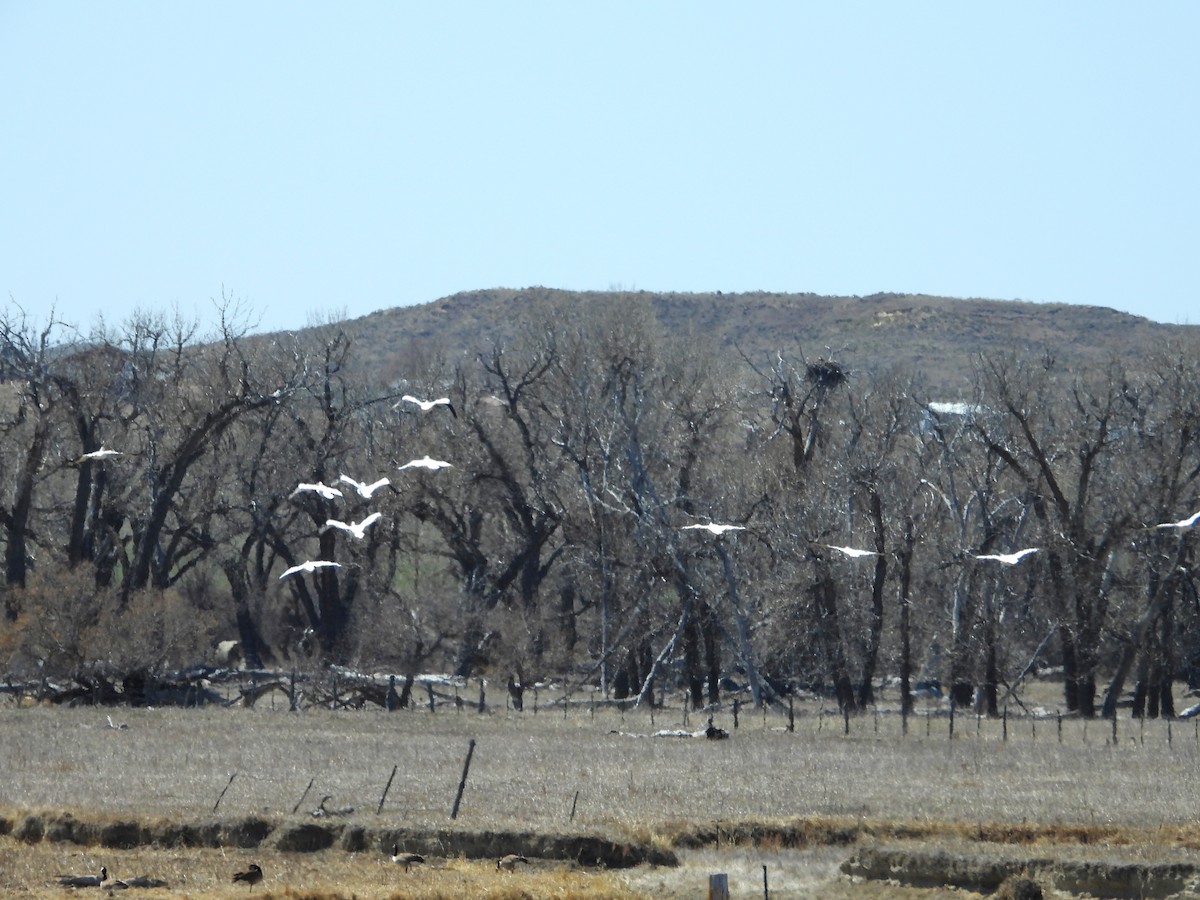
left=806, top=359, right=848, bottom=389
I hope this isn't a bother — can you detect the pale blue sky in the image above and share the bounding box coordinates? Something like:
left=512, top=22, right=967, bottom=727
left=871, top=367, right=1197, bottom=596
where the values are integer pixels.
left=3, top=4, right=1197, bottom=337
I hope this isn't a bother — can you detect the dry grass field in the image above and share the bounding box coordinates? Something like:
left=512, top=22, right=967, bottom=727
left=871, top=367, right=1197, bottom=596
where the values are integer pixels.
left=3, top=683, right=1200, bottom=897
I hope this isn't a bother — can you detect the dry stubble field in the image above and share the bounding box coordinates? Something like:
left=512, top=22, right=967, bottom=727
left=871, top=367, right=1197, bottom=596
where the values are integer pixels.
left=3, top=684, right=1200, bottom=898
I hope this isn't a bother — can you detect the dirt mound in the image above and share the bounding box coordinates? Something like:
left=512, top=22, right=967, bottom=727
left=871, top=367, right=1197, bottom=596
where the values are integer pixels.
left=843, top=847, right=1199, bottom=899
left=2, top=808, right=676, bottom=869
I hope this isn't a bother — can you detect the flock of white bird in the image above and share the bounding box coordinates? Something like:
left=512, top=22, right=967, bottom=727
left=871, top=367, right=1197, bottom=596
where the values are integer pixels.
left=280, top=394, right=454, bottom=581
left=65, top=412, right=1200, bottom=577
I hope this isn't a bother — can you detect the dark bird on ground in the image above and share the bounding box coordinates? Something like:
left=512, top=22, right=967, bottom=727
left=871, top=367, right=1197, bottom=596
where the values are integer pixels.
left=118, top=875, right=169, bottom=888
left=391, top=844, right=425, bottom=871
left=57, top=866, right=108, bottom=888
left=497, top=854, right=530, bottom=872
left=311, top=795, right=355, bottom=817
left=232, top=864, right=263, bottom=890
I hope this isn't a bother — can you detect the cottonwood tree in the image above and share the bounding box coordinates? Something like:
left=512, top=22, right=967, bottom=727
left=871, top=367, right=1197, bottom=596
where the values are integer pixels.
left=974, top=355, right=1143, bottom=717
left=1100, top=349, right=1200, bottom=717
left=107, top=307, right=306, bottom=607
left=0, top=308, right=76, bottom=600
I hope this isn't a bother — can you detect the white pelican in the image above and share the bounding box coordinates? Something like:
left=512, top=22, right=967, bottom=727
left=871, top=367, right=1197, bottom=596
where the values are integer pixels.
left=824, top=544, right=878, bottom=559
left=1155, top=510, right=1200, bottom=530
left=279, top=560, right=341, bottom=579
left=290, top=482, right=343, bottom=501
left=974, top=548, right=1039, bottom=565
left=391, top=844, right=425, bottom=871
left=58, top=867, right=109, bottom=888
left=397, top=394, right=457, bottom=417
left=338, top=474, right=392, bottom=498
left=77, top=446, right=122, bottom=462
left=681, top=523, right=745, bottom=536
left=398, top=455, right=452, bottom=471
left=320, top=512, right=383, bottom=540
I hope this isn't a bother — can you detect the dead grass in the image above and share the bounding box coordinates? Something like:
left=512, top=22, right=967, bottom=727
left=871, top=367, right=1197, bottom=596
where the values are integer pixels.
left=0, top=839, right=645, bottom=899
left=7, top=698, right=1195, bottom=832
left=4, top=688, right=1200, bottom=898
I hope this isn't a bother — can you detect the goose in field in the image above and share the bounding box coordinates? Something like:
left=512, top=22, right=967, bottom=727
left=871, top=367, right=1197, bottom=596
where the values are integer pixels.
left=76, top=446, right=122, bottom=462
left=497, top=854, right=530, bottom=872
left=391, top=844, right=425, bottom=871
left=117, top=875, right=169, bottom=888
left=824, top=544, right=879, bottom=559
left=338, top=473, right=392, bottom=499
left=57, top=866, right=108, bottom=888
left=398, top=455, right=452, bottom=471
left=1155, top=510, right=1200, bottom=530
left=974, top=548, right=1039, bottom=565
left=397, top=394, right=457, bottom=417
left=681, top=522, right=745, bottom=536
left=279, top=560, right=341, bottom=579
left=320, top=512, right=383, bottom=540
left=290, top=482, right=343, bottom=501
left=311, top=795, right=355, bottom=817
left=232, top=864, right=263, bottom=890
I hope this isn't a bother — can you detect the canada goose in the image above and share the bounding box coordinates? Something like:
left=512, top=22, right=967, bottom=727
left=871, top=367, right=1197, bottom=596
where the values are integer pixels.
left=497, top=854, right=530, bottom=872
left=57, top=866, right=108, bottom=887
left=119, top=876, right=169, bottom=888
left=232, top=864, right=263, bottom=890
left=398, top=394, right=457, bottom=417
left=289, top=482, right=343, bottom=501
left=320, top=512, right=383, bottom=540
left=311, top=795, right=355, bottom=817
left=681, top=522, right=745, bottom=536
left=974, top=548, right=1039, bottom=565
left=824, top=544, right=878, bottom=559
left=279, top=560, right=341, bottom=579
left=398, top=455, right=452, bottom=471
left=391, top=844, right=425, bottom=871
left=338, top=473, right=392, bottom=498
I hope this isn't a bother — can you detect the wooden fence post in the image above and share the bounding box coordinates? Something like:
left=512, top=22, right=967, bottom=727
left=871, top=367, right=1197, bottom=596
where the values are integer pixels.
left=707, top=873, right=730, bottom=899
left=450, top=739, right=477, bottom=820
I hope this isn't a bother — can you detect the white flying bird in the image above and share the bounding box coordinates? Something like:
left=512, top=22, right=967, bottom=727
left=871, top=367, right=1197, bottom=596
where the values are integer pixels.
left=290, top=482, right=343, bottom=501
left=338, top=474, right=392, bottom=499
left=279, top=559, right=342, bottom=579
left=397, top=394, right=457, bottom=417
left=398, top=455, right=452, bottom=471
left=320, top=512, right=383, bottom=540
left=682, top=523, right=746, bottom=536
left=1154, top=510, right=1200, bottom=530
left=77, top=446, right=122, bottom=462
left=974, top=548, right=1040, bottom=565
left=824, top=544, right=879, bottom=559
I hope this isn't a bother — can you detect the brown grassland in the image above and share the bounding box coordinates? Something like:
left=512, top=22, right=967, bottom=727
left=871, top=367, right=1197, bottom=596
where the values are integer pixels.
left=3, top=681, right=1200, bottom=898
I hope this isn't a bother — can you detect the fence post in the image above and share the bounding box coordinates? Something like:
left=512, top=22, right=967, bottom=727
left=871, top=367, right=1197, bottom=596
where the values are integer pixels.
left=707, top=873, right=730, bottom=900
left=450, top=738, right=477, bottom=820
